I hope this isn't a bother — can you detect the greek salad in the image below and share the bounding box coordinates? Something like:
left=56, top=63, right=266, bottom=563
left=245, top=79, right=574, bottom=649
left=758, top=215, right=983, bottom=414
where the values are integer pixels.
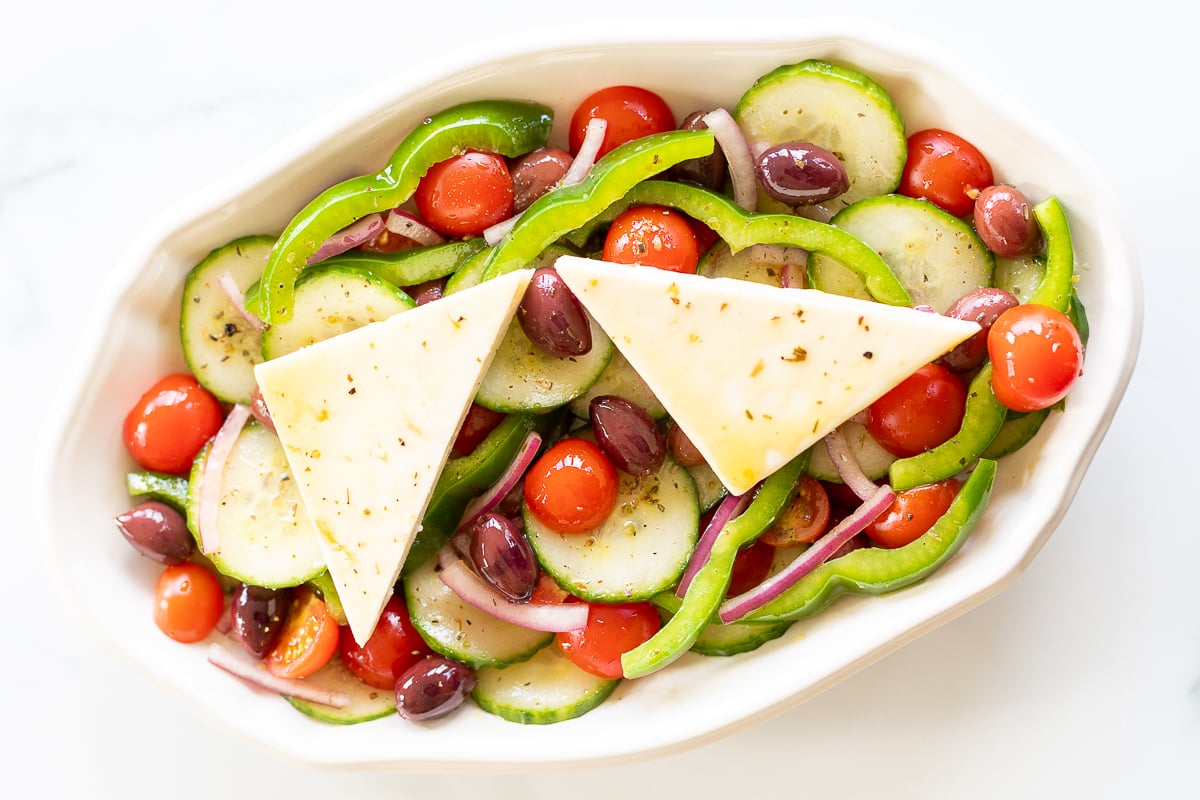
left=115, top=57, right=1086, bottom=725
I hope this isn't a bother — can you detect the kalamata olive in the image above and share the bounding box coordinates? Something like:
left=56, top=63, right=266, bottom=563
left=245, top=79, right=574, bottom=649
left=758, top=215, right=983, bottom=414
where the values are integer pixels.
left=468, top=512, right=538, bottom=603
left=755, top=141, right=849, bottom=205
left=113, top=500, right=194, bottom=565
left=395, top=655, right=476, bottom=721
left=666, top=422, right=706, bottom=468
left=589, top=395, right=666, bottom=476
left=973, top=184, right=1041, bottom=258
left=665, top=111, right=727, bottom=191
left=942, top=287, right=1020, bottom=372
left=231, top=584, right=292, bottom=659
left=407, top=277, right=446, bottom=306
left=510, top=147, right=573, bottom=212
left=517, top=267, right=592, bottom=357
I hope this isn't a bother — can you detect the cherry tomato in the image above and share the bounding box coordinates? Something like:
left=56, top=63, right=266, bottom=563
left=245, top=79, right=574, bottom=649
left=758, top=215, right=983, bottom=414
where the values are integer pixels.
left=123, top=373, right=224, bottom=475
left=451, top=403, right=506, bottom=457
left=601, top=205, right=700, bottom=274
left=413, top=150, right=513, bottom=237
left=338, top=595, right=432, bottom=690
left=866, top=363, right=968, bottom=458
left=728, top=540, right=775, bottom=596
left=524, top=438, right=619, bottom=534
left=987, top=303, right=1084, bottom=412
left=153, top=562, right=225, bottom=643
left=686, top=215, right=720, bottom=255
left=865, top=478, right=960, bottom=549
left=900, top=129, right=994, bottom=218
left=760, top=476, right=831, bottom=547
left=569, top=85, right=675, bottom=159
left=358, top=227, right=419, bottom=254
left=265, top=585, right=339, bottom=679
left=556, top=601, right=661, bottom=679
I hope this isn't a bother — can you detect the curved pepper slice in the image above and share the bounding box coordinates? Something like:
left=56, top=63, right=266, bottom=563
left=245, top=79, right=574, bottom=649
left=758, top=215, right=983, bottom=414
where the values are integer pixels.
left=744, top=458, right=997, bottom=623
left=1028, top=197, right=1075, bottom=311
left=620, top=451, right=808, bottom=680
left=258, top=100, right=553, bottom=323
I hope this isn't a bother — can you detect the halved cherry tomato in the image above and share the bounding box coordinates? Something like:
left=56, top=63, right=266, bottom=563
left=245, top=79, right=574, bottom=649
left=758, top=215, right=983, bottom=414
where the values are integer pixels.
left=265, top=585, right=339, bottom=679
left=153, top=562, right=225, bottom=643
left=728, top=540, right=775, bottom=596
left=685, top=215, right=720, bottom=255
left=524, top=438, right=619, bottom=534
left=760, top=476, right=832, bottom=547
left=987, top=303, right=1084, bottom=412
left=556, top=601, right=661, bottom=679
left=601, top=205, right=700, bottom=274
left=123, top=373, right=224, bottom=475
left=337, top=595, right=432, bottom=690
left=865, top=478, right=960, bottom=549
left=866, top=363, right=968, bottom=458
left=569, top=85, right=675, bottom=158
left=900, top=129, right=994, bottom=218
left=451, top=403, right=506, bottom=457
left=414, top=150, right=513, bottom=237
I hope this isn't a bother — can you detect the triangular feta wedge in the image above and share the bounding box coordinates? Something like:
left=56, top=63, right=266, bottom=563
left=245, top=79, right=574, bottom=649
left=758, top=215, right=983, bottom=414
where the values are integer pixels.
left=554, top=256, right=978, bottom=495
left=254, top=269, right=533, bottom=644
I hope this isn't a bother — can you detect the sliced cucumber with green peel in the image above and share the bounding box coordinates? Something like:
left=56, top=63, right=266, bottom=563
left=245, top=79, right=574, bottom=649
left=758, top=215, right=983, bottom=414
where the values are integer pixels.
left=690, top=616, right=791, bottom=657
left=695, top=241, right=785, bottom=286
left=284, top=656, right=395, bottom=725
left=735, top=60, right=907, bottom=214
left=472, top=643, right=618, bottom=725
left=809, top=195, right=994, bottom=312
left=993, top=254, right=1046, bottom=303
left=687, top=461, right=728, bottom=512
left=180, top=235, right=274, bottom=404
left=568, top=350, right=667, bottom=421
left=806, top=421, right=896, bottom=483
left=445, top=243, right=576, bottom=296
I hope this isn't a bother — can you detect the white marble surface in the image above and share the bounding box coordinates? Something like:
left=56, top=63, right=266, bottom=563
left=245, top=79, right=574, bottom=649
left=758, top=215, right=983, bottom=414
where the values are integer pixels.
left=5, top=1, right=1194, bottom=795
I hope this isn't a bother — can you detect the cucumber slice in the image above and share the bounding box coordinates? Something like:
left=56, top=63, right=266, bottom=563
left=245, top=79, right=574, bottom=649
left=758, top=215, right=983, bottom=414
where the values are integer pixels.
left=404, top=558, right=553, bottom=668
left=734, top=60, right=907, bottom=214
left=524, top=451, right=700, bottom=602
left=445, top=243, right=576, bottom=296
left=993, top=254, right=1046, bottom=303
left=185, top=422, right=326, bottom=588
left=809, top=195, right=994, bottom=312
left=284, top=656, right=396, bottom=725
left=261, top=265, right=415, bottom=359
left=687, top=461, right=728, bottom=513
left=472, top=643, right=618, bottom=724
left=690, top=616, right=791, bottom=657
left=805, top=420, right=896, bottom=483
left=180, top=235, right=274, bottom=404
left=568, top=350, right=667, bottom=421
left=695, top=241, right=784, bottom=286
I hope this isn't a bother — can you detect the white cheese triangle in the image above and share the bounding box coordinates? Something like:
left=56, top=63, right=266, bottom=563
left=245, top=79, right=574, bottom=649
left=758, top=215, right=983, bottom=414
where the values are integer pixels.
left=253, top=269, right=533, bottom=644
left=554, top=256, right=978, bottom=495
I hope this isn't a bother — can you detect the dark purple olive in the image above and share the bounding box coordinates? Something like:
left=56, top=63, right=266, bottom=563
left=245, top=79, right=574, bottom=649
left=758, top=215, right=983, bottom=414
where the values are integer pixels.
left=510, top=147, right=573, bottom=212
left=973, top=184, right=1041, bottom=258
left=517, top=267, right=592, bottom=357
left=755, top=141, right=849, bottom=205
left=942, top=287, right=1020, bottom=372
left=113, top=500, right=193, bottom=565
left=468, top=512, right=538, bottom=603
left=407, top=278, right=446, bottom=306
left=395, top=655, right=476, bottom=721
left=665, top=111, right=727, bottom=191
left=666, top=422, right=706, bottom=468
left=589, top=395, right=666, bottom=476
left=230, top=584, right=292, bottom=658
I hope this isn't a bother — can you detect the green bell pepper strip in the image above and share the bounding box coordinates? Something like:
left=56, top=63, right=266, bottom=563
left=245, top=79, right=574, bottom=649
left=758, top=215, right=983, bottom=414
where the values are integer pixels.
left=125, top=470, right=189, bottom=512
left=258, top=100, right=553, bottom=323
left=622, top=181, right=911, bottom=306
left=1028, top=197, right=1075, bottom=310
left=743, top=458, right=997, bottom=623
left=480, top=130, right=716, bottom=280
left=620, top=451, right=809, bottom=679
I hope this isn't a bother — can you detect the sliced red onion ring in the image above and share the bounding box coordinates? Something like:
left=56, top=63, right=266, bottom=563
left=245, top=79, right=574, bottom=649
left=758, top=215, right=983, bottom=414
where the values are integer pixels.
left=457, top=431, right=542, bottom=531
left=197, top=404, right=251, bottom=554
left=308, top=213, right=384, bottom=263
left=718, top=484, right=895, bottom=623
left=484, top=213, right=521, bottom=246
left=913, top=304, right=937, bottom=313
left=561, top=118, right=607, bottom=186
left=676, top=490, right=751, bottom=597
left=702, top=108, right=757, bottom=212
left=385, top=209, right=446, bottom=247
left=824, top=424, right=879, bottom=502
left=437, top=558, right=587, bottom=632
left=217, top=271, right=266, bottom=332
left=207, top=643, right=350, bottom=708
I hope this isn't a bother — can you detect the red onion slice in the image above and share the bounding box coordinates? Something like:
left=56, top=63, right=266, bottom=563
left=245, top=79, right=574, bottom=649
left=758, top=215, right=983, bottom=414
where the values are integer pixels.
left=385, top=209, right=446, bottom=247
left=217, top=271, right=266, bottom=332
left=702, top=108, right=757, bottom=212
left=196, top=404, right=251, bottom=554
left=308, top=213, right=384, bottom=263
left=438, top=558, right=587, bottom=632
left=676, top=490, right=751, bottom=597
left=484, top=214, right=521, bottom=246
left=457, top=431, right=542, bottom=531
left=718, top=485, right=895, bottom=623
left=824, top=425, right=879, bottom=502
left=207, top=643, right=350, bottom=708
left=561, top=118, right=607, bottom=186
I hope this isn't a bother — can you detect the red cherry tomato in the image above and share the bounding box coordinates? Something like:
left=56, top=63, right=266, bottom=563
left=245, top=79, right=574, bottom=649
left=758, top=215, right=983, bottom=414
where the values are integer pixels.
left=900, top=129, right=994, bottom=218
left=451, top=403, right=506, bottom=457
left=865, top=478, right=960, bottom=549
left=556, top=601, right=661, bottom=679
left=337, top=595, right=432, bottom=690
left=685, top=215, right=720, bottom=255
left=866, top=363, right=968, bottom=458
left=358, top=228, right=420, bottom=254
left=569, top=85, right=675, bottom=159
left=414, top=150, right=513, bottom=237
left=153, top=562, right=225, bottom=643
left=987, top=304, right=1084, bottom=412
left=601, top=205, right=700, bottom=274
left=123, top=373, right=224, bottom=475
left=759, top=476, right=831, bottom=547
left=728, top=539, right=775, bottom=596
left=524, top=438, right=619, bottom=534
left=265, top=585, right=339, bottom=679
